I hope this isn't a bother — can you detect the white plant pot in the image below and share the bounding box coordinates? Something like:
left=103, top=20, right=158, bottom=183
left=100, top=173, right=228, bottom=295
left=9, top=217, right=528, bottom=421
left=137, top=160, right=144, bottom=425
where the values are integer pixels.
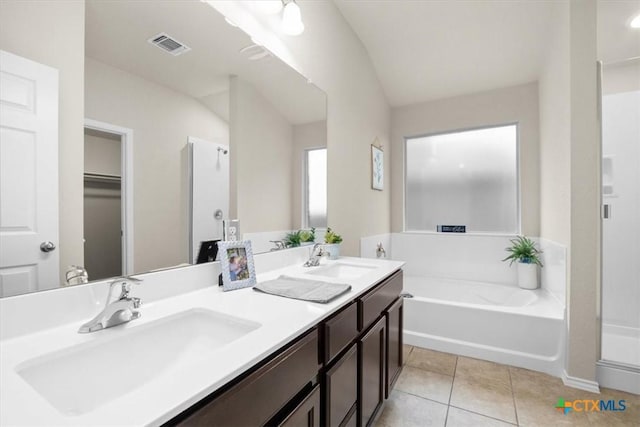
left=517, top=262, right=539, bottom=289
left=323, top=243, right=341, bottom=260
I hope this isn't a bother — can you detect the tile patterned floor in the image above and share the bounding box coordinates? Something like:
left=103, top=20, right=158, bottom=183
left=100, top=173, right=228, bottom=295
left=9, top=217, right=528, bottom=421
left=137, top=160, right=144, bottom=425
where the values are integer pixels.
left=375, top=345, right=640, bottom=427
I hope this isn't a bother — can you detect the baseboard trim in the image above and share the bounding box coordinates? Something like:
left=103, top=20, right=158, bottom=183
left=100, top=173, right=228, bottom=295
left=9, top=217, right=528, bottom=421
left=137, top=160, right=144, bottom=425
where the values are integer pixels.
left=597, top=362, right=640, bottom=395
left=562, top=370, right=601, bottom=393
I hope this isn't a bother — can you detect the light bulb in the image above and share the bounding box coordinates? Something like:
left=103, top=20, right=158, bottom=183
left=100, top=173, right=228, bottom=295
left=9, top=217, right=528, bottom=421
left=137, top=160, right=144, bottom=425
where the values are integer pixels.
left=631, top=14, right=640, bottom=29
left=282, top=1, right=304, bottom=36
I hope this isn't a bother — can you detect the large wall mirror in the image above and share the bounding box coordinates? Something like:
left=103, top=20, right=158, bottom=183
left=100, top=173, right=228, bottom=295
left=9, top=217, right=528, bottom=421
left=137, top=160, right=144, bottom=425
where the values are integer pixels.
left=0, top=1, right=327, bottom=297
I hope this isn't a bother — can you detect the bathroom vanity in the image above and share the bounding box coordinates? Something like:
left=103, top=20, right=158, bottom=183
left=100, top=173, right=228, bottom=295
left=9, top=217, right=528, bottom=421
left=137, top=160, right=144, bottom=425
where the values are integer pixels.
left=0, top=252, right=404, bottom=427
left=168, top=270, right=403, bottom=427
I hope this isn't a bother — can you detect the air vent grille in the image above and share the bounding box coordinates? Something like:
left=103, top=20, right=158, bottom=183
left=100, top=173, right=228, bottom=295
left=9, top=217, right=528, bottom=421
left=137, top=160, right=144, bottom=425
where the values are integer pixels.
left=147, top=32, right=191, bottom=56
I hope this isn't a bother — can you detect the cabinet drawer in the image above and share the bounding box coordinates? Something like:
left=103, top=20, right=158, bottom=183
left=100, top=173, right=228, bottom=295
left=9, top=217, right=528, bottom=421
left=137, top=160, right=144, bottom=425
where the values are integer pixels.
left=278, top=385, right=320, bottom=427
left=175, top=330, right=319, bottom=427
left=324, top=344, right=357, bottom=427
left=358, top=270, right=403, bottom=331
left=322, top=302, right=358, bottom=364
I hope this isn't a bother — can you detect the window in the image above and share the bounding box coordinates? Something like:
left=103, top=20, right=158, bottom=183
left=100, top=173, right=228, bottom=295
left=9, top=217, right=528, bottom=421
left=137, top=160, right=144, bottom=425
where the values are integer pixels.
left=305, top=148, right=327, bottom=228
left=405, top=124, right=518, bottom=234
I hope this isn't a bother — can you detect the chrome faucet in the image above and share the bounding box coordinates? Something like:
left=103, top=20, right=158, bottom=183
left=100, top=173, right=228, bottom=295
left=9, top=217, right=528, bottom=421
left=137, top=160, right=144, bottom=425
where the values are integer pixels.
left=304, top=243, right=326, bottom=267
left=376, top=242, right=387, bottom=258
left=78, top=277, right=142, bottom=333
left=269, top=240, right=287, bottom=251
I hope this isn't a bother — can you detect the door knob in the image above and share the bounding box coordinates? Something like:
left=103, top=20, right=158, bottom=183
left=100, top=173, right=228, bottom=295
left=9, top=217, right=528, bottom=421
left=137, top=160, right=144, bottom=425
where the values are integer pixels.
left=40, top=241, right=56, bottom=252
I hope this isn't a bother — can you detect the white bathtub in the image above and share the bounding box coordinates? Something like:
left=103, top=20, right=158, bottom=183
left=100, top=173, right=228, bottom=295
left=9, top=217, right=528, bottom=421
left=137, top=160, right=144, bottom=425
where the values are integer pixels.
left=403, top=276, right=565, bottom=377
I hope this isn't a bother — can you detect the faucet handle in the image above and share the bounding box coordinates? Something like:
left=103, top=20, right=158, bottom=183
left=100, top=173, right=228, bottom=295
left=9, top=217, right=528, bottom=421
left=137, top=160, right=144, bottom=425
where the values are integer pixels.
left=132, top=297, right=142, bottom=309
left=120, top=277, right=142, bottom=298
left=106, top=276, right=142, bottom=302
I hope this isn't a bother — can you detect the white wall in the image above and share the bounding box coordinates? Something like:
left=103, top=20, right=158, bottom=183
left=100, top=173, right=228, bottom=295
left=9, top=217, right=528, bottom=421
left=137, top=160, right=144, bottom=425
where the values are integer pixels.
left=537, top=0, right=603, bottom=385
left=210, top=2, right=391, bottom=256
left=230, top=77, right=294, bottom=234
left=85, top=58, right=228, bottom=273
left=601, top=91, right=640, bottom=330
left=292, top=121, right=327, bottom=229
left=602, top=61, right=640, bottom=95
left=84, top=129, right=120, bottom=176
left=390, top=83, right=540, bottom=236
left=567, top=0, right=600, bottom=383
left=539, top=1, right=571, bottom=247
left=0, top=0, right=85, bottom=284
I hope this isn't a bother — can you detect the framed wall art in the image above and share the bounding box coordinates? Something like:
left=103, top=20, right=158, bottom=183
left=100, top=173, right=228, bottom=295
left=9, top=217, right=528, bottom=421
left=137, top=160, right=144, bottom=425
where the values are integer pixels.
left=371, top=144, right=384, bottom=191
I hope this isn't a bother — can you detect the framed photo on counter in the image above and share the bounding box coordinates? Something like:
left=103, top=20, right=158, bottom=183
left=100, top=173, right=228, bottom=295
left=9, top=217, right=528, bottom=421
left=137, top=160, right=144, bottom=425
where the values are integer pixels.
left=219, top=240, right=257, bottom=291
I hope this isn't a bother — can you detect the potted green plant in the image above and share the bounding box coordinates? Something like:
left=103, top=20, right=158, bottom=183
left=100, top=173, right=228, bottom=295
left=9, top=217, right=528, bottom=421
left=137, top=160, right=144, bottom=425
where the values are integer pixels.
left=323, top=227, right=343, bottom=260
left=299, top=228, right=316, bottom=246
left=502, top=235, right=543, bottom=289
left=284, top=230, right=302, bottom=248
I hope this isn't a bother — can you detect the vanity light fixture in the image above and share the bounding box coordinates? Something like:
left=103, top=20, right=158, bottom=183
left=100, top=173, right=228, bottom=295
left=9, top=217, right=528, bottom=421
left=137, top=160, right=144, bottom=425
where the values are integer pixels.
left=631, top=13, right=640, bottom=29
left=252, top=0, right=283, bottom=15
left=282, top=0, right=305, bottom=36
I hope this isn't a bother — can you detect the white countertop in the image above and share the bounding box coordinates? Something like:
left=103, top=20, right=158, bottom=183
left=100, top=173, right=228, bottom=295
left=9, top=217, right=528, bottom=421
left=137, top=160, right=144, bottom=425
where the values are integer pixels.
left=0, top=256, right=404, bottom=427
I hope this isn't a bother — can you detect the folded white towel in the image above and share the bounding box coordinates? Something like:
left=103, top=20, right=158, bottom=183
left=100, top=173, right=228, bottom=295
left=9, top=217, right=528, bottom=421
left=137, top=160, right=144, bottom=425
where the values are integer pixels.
left=253, top=275, right=351, bottom=303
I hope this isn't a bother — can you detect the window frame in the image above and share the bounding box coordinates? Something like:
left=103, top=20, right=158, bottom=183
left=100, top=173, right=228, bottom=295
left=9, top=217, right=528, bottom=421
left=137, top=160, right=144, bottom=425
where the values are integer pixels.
left=402, top=122, right=521, bottom=236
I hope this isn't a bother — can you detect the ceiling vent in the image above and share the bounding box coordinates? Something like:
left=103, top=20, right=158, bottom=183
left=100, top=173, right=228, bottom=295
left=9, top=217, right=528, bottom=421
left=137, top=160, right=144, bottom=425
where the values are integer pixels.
left=148, top=32, right=191, bottom=56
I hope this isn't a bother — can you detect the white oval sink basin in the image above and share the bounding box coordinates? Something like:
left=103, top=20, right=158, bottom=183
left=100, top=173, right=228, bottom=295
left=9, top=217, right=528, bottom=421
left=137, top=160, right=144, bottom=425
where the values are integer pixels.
left=306, top=262, right=377, bottom=279
left=16, top=308, right=260, bottom=416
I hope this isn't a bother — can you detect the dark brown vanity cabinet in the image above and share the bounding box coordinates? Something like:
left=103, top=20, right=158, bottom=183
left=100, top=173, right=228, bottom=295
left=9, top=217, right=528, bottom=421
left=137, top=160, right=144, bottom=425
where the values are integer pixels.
left=385, top=296, right=403, bottom=398
left=278, top=385, right=321, bottom=427
left=358, top=316, right=386, bottom=427
left=170, top=330, right=320, bottom=427
left=166, top=269, right=404, bottom=427
left=323, top=344, right=358, bottom=426
left=321, top=269, right=403, bottom=427
left=357, top=269, right=403, bottom=427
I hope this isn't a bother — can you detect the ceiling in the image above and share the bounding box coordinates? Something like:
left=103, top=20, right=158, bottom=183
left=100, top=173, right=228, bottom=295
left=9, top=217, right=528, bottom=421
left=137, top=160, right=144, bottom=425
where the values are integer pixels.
left=334, top=0, right=557, bottom=107
left=85, top=0, right=326, bottom=125
left=334, top=0, right=640, bottom=108
left=597, top=0, right=640, bottom=65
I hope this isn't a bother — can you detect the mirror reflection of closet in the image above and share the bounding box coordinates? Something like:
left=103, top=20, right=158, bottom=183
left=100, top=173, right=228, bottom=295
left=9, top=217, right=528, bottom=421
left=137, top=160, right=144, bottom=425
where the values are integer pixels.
left=83, top=128, right=123, bottom=281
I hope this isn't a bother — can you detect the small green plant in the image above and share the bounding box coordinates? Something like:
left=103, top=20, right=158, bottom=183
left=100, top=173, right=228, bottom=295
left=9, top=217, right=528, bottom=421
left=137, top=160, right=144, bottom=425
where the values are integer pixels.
left=285, top=230, right=302, bottom=248
left=299, top=228, right=316, bottom=243
left=324, top=227, right=343, bottom=244
left=502, top=236, right=543, bottom=267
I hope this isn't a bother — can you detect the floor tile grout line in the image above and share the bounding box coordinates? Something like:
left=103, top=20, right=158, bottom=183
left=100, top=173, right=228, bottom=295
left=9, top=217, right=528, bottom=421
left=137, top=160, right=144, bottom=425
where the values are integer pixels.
left=393, top=388, right=451, bottom=408
left=508, top=367, right=520, bottom=426
left=443, top=355, right=459, bottom=427
left=448, top=404, right=519, bottom=426
left=449, top=355, right=458, bottom=406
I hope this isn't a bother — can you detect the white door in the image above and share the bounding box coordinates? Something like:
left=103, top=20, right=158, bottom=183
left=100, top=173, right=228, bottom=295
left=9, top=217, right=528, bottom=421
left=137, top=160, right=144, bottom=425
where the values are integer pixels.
left=189, top=136, right=229, bottom=263
left=0, top=50, right=59, bottom=297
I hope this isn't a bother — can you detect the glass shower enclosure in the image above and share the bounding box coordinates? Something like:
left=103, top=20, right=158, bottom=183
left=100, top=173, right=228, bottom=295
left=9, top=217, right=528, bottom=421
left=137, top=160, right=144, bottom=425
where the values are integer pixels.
left=599, top=64, right=640, bottom=381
